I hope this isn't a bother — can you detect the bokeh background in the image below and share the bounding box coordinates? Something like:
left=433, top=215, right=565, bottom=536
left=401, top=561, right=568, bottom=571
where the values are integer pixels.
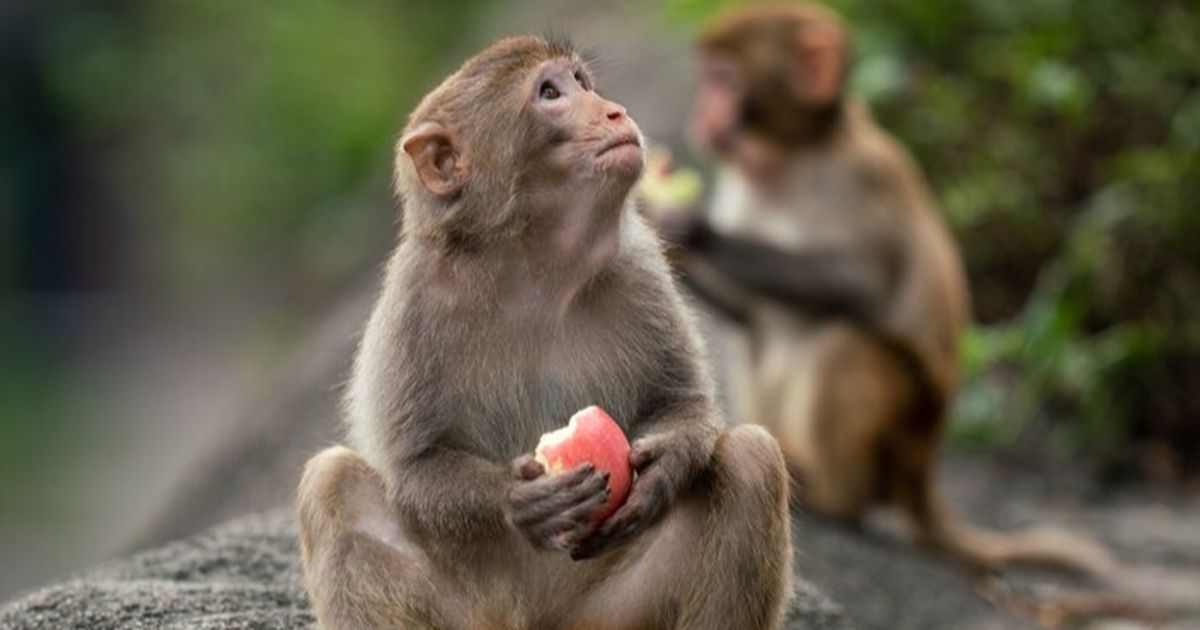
left=2, top=0, right=1197, bottom=600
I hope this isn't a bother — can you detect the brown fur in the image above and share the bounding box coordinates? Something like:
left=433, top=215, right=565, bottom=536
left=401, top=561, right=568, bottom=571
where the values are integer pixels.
left=297, top=36, right=793, bottom=629
left=675, top=2, right=1114, bottom=577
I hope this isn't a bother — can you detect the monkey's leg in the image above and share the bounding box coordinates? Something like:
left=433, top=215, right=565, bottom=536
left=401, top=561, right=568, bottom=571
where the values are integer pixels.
left=678, top=424, right=794, bottom=630
left=791, top=328, right=907, bottom=520
left=573, top=425, right=793, bottom=630
left=297, top=446, right=459, bottom=630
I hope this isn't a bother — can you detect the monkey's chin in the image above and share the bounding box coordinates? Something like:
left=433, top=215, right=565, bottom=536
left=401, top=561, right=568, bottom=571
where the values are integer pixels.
left=595, top=146, right=645, bottom=180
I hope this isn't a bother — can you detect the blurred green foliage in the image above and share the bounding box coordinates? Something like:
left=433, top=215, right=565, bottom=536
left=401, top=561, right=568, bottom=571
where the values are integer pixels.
left=39, top=0, right=492, bottom=295
left=6, top=0, right=1197, bottom=489
left=1, top=1, right=495, bottom=529
left=668, top=0, right=1200, bottom=478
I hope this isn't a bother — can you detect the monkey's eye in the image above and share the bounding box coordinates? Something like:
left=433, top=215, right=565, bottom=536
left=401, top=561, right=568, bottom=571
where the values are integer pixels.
left=574, top=71, right=590, bottom=90
left=540, top=82, right=561, bottom=100
left=707, top=66, right=737, bottom=88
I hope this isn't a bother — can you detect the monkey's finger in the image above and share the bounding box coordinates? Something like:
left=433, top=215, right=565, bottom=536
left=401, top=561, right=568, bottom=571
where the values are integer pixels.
left=530, top=505, right=604, bottom=551
left=542, top=469, right=608, bottom=511
left=519, top=469, right=607, bottom=519
left=572, top=502, right=645, bottom=560
left=570, top=529, right=613, bottom=560
left=570, top=518, right=637, bottom=560
left=511, top=465, right=598, bottom=511
left=555, top=462, right=597, bottom=485
left=517, top=506, right=592, bottom=545
left=629, top=437, right=667, bottom=470
left=559, top=487, right=610, bottom=527
left=511, top=454, right=544, bottom=480
left=598, top=501, right=644, bottom=538
left=548, top=470, right=610, bottom=519
left=510, top=469, right=607, bottom=527
left=569, top=534, right=607, bottom=560
left=518, top=462, right=595, bottom=498
left=534, top=489, right=611, bottom=552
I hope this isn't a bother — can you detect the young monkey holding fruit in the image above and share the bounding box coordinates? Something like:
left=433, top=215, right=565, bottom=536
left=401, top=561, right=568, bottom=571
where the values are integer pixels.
left=296, top=37, right=793, bottom=630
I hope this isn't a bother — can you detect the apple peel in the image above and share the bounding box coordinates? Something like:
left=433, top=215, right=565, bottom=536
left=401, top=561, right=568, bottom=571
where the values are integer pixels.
left=535, top=405, right=632, bottom=528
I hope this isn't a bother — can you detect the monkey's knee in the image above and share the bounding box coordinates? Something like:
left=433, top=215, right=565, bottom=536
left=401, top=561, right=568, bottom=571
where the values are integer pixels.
left=296, top=446, right=383, bottom=558
left=298, top=447, right=442, bottom=629
left=685, top=425, right=792, bottom=629
left=712, top=424, right=790, bottom=507
left=710, top=426, right=792, bottom=570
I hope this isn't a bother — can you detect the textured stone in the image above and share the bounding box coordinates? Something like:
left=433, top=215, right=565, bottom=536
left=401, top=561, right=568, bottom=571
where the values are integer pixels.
left=0, top=513, right=313, bottom=630
left=0, top=511, right=849, bottom=630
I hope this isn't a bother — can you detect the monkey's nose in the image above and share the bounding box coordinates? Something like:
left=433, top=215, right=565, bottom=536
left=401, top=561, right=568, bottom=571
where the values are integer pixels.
left=606, top=106, right=626, bottom=121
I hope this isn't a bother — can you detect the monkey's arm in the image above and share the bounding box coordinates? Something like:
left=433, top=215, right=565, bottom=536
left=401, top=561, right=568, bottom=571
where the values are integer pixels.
left=681, top=220, right=897, bottom=324
left=390, top=446, right=513, bottom=540
left=628, top=394, right=721, bottom=497
left=393, top=441, right=610, bottom=552
left=648, top=206, right=758, bottom=324
left=676, top=255, right=757, bottom=324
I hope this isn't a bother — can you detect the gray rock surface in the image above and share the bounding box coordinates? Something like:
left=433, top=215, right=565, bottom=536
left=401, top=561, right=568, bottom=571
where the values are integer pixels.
left=0, top=511, right=849, bottom=630
left=0, top=513, right=312, bottom=630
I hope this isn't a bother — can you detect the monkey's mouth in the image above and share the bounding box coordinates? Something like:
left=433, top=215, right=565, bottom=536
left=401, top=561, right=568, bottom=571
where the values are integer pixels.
left=597, top=134, right=641, bottom=157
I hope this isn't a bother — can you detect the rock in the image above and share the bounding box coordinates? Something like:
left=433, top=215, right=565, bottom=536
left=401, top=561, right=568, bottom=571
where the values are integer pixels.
left=0, top=513, right=313, bottom=630
left=792, top=510, right=1032, bottom=630
left=0, top=510, right=848, bottom=630
left=784, top=578, right=851, bottom=630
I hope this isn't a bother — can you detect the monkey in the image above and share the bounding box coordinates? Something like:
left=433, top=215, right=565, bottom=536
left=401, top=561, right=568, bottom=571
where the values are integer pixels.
left=642, top=2, right=1114, bottom=577
left=295, top=36, right=793, bottom=630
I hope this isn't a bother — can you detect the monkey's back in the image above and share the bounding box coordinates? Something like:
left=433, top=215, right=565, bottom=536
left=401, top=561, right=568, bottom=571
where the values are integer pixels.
left=845, top=103, right=970, bottom=401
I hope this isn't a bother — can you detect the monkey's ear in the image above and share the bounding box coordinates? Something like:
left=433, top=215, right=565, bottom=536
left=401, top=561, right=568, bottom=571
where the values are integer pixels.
left=789, top=25, right=845, bottom=107
left=401, top=122, right=469, bottom=197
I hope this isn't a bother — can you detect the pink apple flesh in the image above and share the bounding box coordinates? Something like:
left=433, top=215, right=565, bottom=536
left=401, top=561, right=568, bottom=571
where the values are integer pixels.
left=535, top=405, right=632, bottom=528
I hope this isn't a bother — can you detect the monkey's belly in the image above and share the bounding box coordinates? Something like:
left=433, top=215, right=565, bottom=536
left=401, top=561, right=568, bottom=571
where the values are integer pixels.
left=740, top=313, right=866, bottom=477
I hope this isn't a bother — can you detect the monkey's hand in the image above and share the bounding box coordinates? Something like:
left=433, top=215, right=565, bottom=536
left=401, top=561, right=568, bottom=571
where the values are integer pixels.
left=649, top=207, right=702, bottom=249
left=570, top=434, right=690, bottom=560
left=505, top=455, right=611, bottom=553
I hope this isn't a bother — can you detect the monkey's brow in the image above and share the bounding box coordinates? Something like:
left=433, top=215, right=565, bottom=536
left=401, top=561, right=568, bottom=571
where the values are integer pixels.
left=539, top=56, right=591, bottom=81
left=541, top=31, right=578, bottom=56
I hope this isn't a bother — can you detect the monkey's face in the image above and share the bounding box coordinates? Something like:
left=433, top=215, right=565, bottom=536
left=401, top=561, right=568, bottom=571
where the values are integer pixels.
left=689, top=55, right=746, bottom=156
left=691, top=10, right=848, bottom=166
left=524, top=58, right=645, bottom=182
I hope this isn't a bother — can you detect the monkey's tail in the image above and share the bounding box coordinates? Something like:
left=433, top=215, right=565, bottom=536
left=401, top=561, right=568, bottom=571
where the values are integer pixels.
left=866, top=328, right=1117, bottom=578
left=913, top=488, right=1116, bottom=578
left=876, top=333, right=1116, bottom=579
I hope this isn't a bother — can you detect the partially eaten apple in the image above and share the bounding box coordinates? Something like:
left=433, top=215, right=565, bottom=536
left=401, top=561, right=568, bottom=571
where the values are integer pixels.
left=535, top=405, right=632, bottom=528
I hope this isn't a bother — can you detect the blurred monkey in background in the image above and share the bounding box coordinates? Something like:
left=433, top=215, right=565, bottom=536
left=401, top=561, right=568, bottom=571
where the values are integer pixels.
left=643, top=1, right=1112, bottom=576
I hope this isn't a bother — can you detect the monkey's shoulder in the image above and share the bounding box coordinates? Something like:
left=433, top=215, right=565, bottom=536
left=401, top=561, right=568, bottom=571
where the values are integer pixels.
left=838, top=121, right=941, bottom=217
